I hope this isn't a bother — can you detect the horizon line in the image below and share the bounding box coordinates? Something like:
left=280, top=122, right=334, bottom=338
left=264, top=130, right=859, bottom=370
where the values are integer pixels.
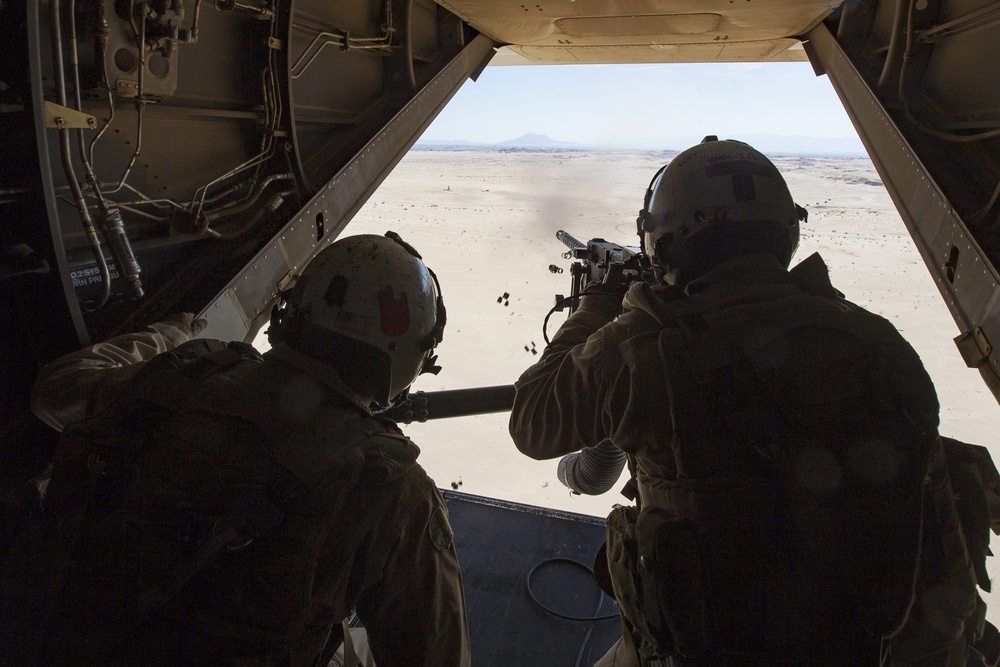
left=411, top=142, right=870, bottom=158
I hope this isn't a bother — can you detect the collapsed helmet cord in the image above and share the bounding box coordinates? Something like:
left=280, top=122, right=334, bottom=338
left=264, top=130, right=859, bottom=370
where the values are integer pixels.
left=541, top=289, right=626, bottom=346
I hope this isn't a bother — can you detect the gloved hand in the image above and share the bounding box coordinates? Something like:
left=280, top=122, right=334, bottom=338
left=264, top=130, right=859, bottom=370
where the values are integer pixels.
left=584, top=262, right=633, bottom=298
left=156, top=312, right=209, bottom=338
left=578, top=276, right=629, bottom=321
left=583, top=279, right=629, bottom=298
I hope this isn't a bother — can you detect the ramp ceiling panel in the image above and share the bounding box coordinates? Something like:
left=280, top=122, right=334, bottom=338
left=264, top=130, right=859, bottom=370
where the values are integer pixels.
left=431, top=0, right=844, bottom=63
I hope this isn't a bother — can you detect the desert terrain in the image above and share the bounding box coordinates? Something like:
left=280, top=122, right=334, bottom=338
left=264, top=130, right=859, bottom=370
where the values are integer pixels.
left=304, top=146, right=1000, bottom=621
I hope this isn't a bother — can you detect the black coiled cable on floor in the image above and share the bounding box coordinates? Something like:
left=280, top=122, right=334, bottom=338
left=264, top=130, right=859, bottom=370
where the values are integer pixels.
left=526, top=557, right=619, bottom=667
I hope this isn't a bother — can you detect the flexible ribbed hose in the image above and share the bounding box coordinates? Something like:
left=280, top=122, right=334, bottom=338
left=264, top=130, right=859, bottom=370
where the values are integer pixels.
left=557, top=440, right=626, bottom=496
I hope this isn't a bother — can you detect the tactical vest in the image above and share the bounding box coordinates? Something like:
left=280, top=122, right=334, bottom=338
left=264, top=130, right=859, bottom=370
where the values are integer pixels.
left=0, top=339, right=419, bottom=666
left=603, top=277, right=979, bottom=665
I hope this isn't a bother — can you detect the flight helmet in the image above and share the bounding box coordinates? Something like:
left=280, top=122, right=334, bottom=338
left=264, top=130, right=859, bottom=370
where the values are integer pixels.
left=637, top=136, right=803, bottom=285
left=270, top=232, right=445, bottom=407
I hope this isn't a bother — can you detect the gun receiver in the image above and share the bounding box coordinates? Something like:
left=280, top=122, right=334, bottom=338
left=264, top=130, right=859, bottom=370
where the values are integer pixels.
left=555, top=230, right=643, bottom=315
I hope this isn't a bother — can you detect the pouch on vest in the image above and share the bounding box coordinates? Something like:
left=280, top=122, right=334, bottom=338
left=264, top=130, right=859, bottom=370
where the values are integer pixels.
left=944, top=435, right=1000, bottom=666
left=636, top=506, right=705, bottom=660
left=606, top=504, right=671, bottom=658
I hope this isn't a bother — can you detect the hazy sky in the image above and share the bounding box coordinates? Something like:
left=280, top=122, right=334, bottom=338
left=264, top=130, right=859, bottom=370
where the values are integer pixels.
left=420, top=61, right=865, bottom=152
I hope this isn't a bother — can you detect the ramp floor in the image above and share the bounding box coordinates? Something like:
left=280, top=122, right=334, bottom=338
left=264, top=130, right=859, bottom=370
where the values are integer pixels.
left=443, top=490, right=622, bottom=666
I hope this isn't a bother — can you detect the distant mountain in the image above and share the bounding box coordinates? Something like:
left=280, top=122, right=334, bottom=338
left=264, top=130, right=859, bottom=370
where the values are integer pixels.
left=497, top=133, right=582, bottom=148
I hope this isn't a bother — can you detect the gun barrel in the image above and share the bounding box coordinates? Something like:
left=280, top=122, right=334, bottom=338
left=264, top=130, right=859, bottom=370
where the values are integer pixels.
left=382, top=384, right=516, bottom=423
left=556, top=230, right=586, bottom=251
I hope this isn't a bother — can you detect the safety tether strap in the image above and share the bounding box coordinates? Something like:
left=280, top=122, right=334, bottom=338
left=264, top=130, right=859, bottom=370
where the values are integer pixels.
left=341, top=618, right=359, bottom=667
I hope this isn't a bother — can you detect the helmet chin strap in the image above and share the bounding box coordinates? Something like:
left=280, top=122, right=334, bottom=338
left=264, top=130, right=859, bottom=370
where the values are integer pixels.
left=637, top=163, right=669, bottom=249
left=420, top=352, right=441, bottom=377
left=266, top=288, right=294, bottom=345
left=415, top=264, right=446, bottom=378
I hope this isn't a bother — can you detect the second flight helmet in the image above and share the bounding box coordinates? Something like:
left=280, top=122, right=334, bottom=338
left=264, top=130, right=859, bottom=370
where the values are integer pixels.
left=270, top=231, right=445, bottom=407
left=638, top=136, right=804, bottom=286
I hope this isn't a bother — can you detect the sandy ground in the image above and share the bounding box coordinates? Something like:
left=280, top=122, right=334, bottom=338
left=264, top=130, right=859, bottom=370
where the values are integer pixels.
left=288, top=148, right=1000, bottom=623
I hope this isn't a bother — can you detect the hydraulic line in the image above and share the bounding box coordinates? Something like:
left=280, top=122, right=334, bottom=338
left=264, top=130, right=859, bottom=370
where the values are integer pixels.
left=111, top=0, right=147, bottom=192
left=970, top=179, right=1000, bottom=226
left=87, top=2, right=115, bottom=168
left=67, top=0, right=102, bottom=201
left=206, top=189, right=295, bottom=240
left=877, top=0, right=906, bottom=91
left=205, top=172, right=295, bottom=220
left=190, top=41, right=283, bottom=219
left=290, top=0, right=395, bottom=79
left=50, top=0, right=111, bottom=310
left=68, top=0, right=144, bottom=299
left=190, top=0, right=202, bottom=42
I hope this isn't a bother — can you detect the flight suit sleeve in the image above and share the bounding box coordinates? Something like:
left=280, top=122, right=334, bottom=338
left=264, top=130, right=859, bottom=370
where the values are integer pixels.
left=30, top=313, right=206, bottom=431
left=509, top=289, right=629, bottom=460
left=356, top=467, right=471, bottom=667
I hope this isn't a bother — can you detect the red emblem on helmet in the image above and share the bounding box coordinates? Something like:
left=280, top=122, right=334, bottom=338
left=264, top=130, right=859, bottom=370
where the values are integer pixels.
left=378, top=285, right=410, bottom=336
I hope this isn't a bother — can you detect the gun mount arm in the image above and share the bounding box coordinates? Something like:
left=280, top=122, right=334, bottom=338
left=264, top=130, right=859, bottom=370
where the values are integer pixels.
left=382, top=384, right=516, bottom=424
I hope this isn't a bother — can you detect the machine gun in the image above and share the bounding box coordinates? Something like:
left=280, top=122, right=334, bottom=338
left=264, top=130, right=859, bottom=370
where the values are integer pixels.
left=554, top=230, right=645, bottom=316
left=381, top=385, right=516, bottom=424
left=549, top=230, right=642, bottom=494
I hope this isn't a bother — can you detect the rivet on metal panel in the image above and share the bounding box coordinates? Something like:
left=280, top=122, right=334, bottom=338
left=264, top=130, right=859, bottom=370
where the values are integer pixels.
left=976, top=328, right=992, bottom=355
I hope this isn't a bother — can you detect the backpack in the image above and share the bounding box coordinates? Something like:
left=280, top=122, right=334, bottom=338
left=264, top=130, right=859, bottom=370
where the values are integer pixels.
left=0, top=339, right=414, bottom=666
left=610, top=271, right=952, bottom=664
